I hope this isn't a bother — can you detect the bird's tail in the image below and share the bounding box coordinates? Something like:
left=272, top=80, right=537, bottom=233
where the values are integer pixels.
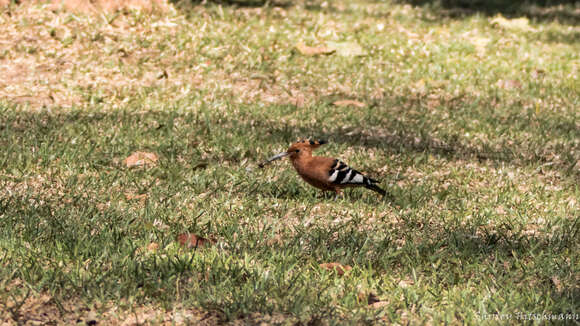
left=365, top=183, right=387, bottom=196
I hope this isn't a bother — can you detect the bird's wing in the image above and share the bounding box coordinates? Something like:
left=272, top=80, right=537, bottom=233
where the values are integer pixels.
left=327, top=159, right=378, bottom=186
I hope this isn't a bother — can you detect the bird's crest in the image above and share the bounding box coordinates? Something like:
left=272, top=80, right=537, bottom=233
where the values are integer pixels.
left=291, top=139, right=327, bottom=148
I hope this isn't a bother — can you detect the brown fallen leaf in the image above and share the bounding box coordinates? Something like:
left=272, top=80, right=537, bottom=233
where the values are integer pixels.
left=496, top=79, right=522, bottom=90
left=427, top=94, right=440, bottom=109
left=369, top=301, right=389, bottom=309
left=192, top=162, right=208, bottom=170
left=124, top=151, right=158, bottom=168
left=295, top=42, right=335, bottom=56
left=326, top=41, right=366, bottom=57
left=319, top=262, right=352, bottom=276
left=147, top=242, right=159, bottom=252
left=397, top=278, right=414, bottom=288
left=358, top=292, right=381, bottom=305
left=135, top=242, right=159, bottom=256
left=491, top=15, right=534, bottom=32
left=293, top=93, right=306, bottom=108
left=367, top=292, right=381, bottom=305
left=125, top=193, right=148, bottom=201
left=333, top=100, right=366, bottom=108
left=551, top=276, right=562, bottom=292
left=503, top=261, right=511, bottom=270
left=531, top=69, right=546, bottom=79
left=177, top=233, right=215, bottom=249
left=157, top=70, right=168, bottom=79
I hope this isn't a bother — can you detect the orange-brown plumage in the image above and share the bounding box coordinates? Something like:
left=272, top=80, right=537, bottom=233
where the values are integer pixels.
left=260, top=139, right=387, bottom=197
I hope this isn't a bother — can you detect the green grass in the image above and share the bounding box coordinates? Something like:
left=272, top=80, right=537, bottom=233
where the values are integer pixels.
left=0, top=0, right=579, bottom=324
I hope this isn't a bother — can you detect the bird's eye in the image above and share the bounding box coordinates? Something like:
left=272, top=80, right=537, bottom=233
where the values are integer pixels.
left=295, top=149, right=300, bottom=153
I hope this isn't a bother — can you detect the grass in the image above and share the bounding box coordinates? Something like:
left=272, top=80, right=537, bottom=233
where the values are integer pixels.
left=0, top=0, right=579, bottom=324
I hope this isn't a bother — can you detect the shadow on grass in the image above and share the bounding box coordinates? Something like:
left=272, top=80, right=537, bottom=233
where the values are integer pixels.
left=400, top=0, right=580, bottom=24
left=169, top=0, right=580, bottom=45
left=1, top=103, right=578, bottom=181
left=1, top=192, right=578, bottom=321
left=298, top=210, right=579, bottom=313
left=244, top=111, right=579, bottom=181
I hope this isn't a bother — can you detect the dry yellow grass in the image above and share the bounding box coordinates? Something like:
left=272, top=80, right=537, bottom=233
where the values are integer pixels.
left=1, top=0, right=169, bottom=13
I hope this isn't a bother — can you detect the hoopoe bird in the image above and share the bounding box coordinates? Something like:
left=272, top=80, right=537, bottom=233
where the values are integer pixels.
left=259, top=139, right=388, bottom=198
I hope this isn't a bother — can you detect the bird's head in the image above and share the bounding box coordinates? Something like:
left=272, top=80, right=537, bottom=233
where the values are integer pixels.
left=286, top=139, right=327, bottom=159
left=259, top=139, right=327, bottom=167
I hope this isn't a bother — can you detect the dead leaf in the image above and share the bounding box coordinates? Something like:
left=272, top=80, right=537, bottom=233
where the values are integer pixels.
left=177, top=233, right=215, bottom=249
left=427, top=94, right=440, bottom=109
left=367, top=292, right=381, bottom=304
left=395, top=309, right=410, bottom=324
left=124, top=151, right=158, bottom=168
left=503, top=261, right=510, bottom=270
left=491, top=15, right=534, bottom=32
left=125, top=193, right=148, bottom=201
left=369, top=301, right=389, bottom=309
left=47, top=0, right=170, bottom=14
left=358, top=292, right=381, bottom=305
left=397, top=279, right=414, bottom=288
left=333, top=100, right=366, bottom=108
left=551, top=276, right=562, bottom=292
left=192, top=162, right=208, bottom=170
left=295, top=42, right=335, bottom=56
left=531, top=69, right=545, bottom=79
left=412, top=79, right=427, bottom=94
left=147, top=242, right=159, bottom=252
left=319, top=262, right=352, bottom=276
left=495, top=205, right=506, bottom=215
left=293, top=93, right=306, bottom=108
left=496, top=79, right=522, bottom=90
left=469, top=36, right=490, bottom=56
left=326, top=41, right=366, bottom=57
left=157, top=70, right=168, bottom=79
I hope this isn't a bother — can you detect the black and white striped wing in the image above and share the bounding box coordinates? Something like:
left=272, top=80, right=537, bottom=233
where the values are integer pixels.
left=328, top=159, right=376, bottom=186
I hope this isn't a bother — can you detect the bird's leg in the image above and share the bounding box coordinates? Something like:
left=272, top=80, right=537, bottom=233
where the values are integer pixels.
left=334, top=189, right=343, bottom=201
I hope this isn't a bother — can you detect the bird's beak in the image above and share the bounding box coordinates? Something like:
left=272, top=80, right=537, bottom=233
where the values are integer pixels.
left=258, top=152, right=289, bottom=168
